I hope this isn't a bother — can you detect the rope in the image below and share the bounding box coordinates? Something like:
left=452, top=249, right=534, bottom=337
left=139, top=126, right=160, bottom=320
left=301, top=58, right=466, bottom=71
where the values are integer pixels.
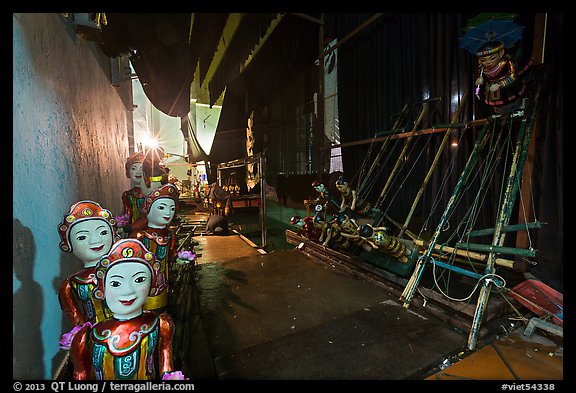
left=431, top=258, right=507, bottom=302
left=380, top=132, right=434, bottom=218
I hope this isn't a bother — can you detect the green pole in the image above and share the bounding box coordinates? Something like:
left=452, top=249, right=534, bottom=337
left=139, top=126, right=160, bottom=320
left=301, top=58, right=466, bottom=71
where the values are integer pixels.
left=468, top=91, right=540, bottom=350
left=467, top=221, right=542, bottom=237
left=455, top=242, right=536, bottom=257
left=400, top=122, right=492, bottom=306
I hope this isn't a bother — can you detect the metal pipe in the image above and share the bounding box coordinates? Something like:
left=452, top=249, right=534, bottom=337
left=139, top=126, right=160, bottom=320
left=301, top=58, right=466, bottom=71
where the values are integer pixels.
left=260, top=153, right=267, bottom=249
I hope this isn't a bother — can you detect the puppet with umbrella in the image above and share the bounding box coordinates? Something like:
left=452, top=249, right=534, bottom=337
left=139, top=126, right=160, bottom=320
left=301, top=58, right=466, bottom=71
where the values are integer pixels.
left=460, top=14, right=530, bottom=114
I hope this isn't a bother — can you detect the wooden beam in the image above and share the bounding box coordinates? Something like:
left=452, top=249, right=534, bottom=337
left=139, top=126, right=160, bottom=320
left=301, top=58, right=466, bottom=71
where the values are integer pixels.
left=291, top=13, right=324, bottom=25
left=330, top=119, right=489, bottom=149
left=322, top=14, right=384, bottom=58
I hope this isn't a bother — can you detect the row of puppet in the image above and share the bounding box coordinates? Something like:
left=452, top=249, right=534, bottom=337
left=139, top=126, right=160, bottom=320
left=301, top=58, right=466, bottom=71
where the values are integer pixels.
left=290, top=177, right=414, bottom=263
left=57, top=151, right=192, bottom=380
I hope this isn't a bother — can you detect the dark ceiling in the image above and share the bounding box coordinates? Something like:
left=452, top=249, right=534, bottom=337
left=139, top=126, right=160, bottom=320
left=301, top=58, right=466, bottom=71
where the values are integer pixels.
left=93, top=13, right=319, bottom=118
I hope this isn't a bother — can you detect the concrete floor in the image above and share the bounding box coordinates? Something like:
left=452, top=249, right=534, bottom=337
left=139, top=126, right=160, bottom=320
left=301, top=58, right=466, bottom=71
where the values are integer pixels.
left=173, top=205, right=563, bottom=382
left=184, top=233, right=467, bottom=380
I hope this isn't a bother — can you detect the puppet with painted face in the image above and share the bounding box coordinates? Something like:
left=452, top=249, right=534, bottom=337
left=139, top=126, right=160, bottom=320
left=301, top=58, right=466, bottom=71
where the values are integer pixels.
left=121, top=152, right=147, bottom=233
left=130, top=183, right=179, bottom=313
left=58, top=201, right=120, bottom=325
left=311, top=180, right=340, bottom=214
left=69, top=238, right=181, bottom=380
left=326, top=212, right=372, bottom=253
left=335, top=176, right=371, bottom=215
left=474, top=41, right=527, bottom=114
left=290, top=214, right=325, bottom=243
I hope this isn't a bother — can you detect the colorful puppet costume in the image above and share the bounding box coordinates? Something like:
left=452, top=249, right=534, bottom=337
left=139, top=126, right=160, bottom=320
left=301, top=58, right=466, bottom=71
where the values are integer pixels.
left=131, top=183, right=179, bottom=312
left=70, top=311, right=174, bottom=380
left=70, top=238, right=175, bottom=380
left=58, top=201, right=119, bottom=325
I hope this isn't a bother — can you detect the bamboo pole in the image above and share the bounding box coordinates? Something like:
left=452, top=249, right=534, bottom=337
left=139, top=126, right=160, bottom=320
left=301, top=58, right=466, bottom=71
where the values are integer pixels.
left=455, top=242, right=536, bottom=257
left=468, top=91, right=540, bottom=350
left=468, top=221, right=542, bottom=237
left=375, top=101, right=430, bottom=207
left=400, top=123, right=492, bottom=307
left=330, top=118, right=489, bottom=149
left=400, top=93, right=468, bottom=237
left=429, top=251, right=495, bottom=270
left=414, top=239, right=514, bottom=269
left=380, top=213, right=419, bottom=241
left=358, top=103, right=409, bottom=192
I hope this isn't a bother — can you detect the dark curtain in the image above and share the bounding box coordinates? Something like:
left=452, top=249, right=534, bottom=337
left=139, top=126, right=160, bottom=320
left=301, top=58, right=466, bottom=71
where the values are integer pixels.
left=325, top=13, right=562, bottom=292
left=213, top=14, right=319, bottom=185
left=528, top=13, right=563, bottom=292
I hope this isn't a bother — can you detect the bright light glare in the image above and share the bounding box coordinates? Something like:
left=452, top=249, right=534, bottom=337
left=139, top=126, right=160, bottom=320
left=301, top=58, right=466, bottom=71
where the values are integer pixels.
left=142, top=133, right=160, bottom=149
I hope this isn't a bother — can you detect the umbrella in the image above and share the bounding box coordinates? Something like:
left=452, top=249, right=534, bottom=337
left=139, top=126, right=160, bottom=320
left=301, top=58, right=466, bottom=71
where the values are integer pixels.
left=460, top=19, right=524, bottom=54
left=464, top=13, right=519, bottom=32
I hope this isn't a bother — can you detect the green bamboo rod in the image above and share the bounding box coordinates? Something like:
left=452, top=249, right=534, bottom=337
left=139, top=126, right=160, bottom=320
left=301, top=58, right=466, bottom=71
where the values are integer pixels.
left=401, top=122, right=492, bottom=306
left=400, top=93, right=468, bottom=237
left=455, top=242, right=536, bottom=257
left=468, top=91, right=541, bottom=351
left=467, top=221, right=542, bottom=237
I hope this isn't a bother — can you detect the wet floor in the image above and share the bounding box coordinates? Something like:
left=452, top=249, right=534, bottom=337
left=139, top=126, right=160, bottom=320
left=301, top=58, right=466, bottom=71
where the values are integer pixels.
left=189, top=236, right=468, bottom=379
left=175, top=206, right=563, bottom=381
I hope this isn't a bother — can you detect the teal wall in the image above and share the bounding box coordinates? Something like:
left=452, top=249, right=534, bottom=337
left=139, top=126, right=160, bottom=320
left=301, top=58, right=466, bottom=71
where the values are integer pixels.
left=13, top=14, right=133, bottom=379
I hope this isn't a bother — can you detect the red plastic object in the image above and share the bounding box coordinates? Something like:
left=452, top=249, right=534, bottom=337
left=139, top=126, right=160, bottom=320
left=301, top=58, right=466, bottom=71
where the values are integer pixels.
left=509, top=279, right=563, bottom=326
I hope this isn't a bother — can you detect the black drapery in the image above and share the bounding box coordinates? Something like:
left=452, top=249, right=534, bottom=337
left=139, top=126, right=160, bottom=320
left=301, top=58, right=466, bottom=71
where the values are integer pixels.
left=325, top=13, right=562, bottom=292
left=212, top=14, right=320, bottom=179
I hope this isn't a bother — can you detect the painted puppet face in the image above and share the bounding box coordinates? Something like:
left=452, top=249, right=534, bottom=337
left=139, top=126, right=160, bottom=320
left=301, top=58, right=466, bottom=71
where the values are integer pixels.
left=372, top=231, right=388, bottom=246
left=293, top=218, right=305, bottom=228
left=314, top=184, right=326, bottom=193
left=128, top=162, right=144, bottom=187
left=478, top=50, right=504, bottom=69
left=104, top=261, right=152, bottom=320
left=69, top=219, right=114, bottom=267
left=335, top=182, right=349, bottom=193
left=147, top=198, right=176, bottom=228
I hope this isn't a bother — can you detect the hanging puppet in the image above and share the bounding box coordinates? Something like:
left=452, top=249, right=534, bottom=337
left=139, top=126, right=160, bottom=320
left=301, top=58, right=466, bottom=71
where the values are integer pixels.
left=460, top=14, right=530, bottom=114
left=119, top=152, right=147, bottom=234
left=290, top=212, right=328, bottom=244
left=311, top=180, right=340, bottom=214
left=335, top=176, right=371, bottom=215
left=245, top=111, right=259, bottom=191
left=58, top=200, right=121, bottom=326
left=68, top=238, right=185, bottom=380
left=130, top=183, right=179, bottom=313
